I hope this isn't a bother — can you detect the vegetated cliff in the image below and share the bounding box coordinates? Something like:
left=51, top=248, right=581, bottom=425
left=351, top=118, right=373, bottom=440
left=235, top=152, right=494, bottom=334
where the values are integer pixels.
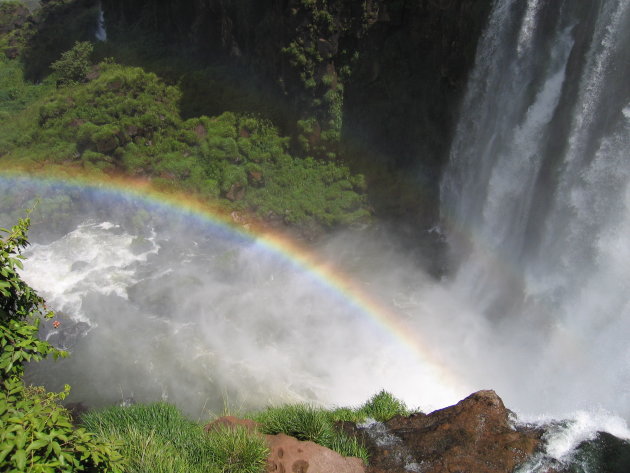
left=100, top=0, right=493, bottom=226
left=2, top=0, right=493, bottom=232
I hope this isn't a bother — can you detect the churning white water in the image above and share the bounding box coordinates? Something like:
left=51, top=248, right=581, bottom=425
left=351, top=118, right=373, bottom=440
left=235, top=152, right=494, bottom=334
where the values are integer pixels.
left=7, top=199, right=460, bottom=416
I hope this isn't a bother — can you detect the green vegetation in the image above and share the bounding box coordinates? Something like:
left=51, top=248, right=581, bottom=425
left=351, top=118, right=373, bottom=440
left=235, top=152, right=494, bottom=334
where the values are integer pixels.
left=0, top=43, right=370, bottom=231
left=351, top=389, right=410, bottom=422
left=0, top=51, right=54, bottom=115
left=82, top=403, right=269, bottom=473
left=50, top=40, right=93, bottom=86
left=250, top=390, right=410, bottom=464
left=252, top=403, right=369, bottom=463
left=79, top=390, right=412, bottom=471
left=0, top=215, right=124, bottom=473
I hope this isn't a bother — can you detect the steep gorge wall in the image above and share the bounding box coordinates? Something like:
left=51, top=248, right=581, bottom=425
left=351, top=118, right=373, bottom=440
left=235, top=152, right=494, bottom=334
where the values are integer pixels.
left=102, top=0, right=494, bottom=223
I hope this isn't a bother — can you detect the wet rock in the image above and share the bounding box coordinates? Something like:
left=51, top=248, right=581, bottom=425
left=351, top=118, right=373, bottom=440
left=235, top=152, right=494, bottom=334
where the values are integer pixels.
left=70, top=260, right=90, bottom=271
left=571, top=431, right=630, bottom=473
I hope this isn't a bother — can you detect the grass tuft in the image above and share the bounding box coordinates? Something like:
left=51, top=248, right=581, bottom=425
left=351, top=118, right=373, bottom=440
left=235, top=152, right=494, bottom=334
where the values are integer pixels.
left=356, top=389, right=410, bottom=422
left=252, top=403, right=369, bottom=463
left=82, top=402, right=268, bottom=473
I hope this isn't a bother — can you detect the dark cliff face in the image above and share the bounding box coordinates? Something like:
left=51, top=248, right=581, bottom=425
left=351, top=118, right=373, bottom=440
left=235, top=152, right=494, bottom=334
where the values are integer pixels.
left=100, top=0, right=493, bottom=225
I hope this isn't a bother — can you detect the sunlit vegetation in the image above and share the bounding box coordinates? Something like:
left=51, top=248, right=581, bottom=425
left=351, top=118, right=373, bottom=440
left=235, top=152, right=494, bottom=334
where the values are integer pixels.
left=82, top=403, right=269, bottom=473
left=81, top=389, right=413, bottom=471
left=0, top=216, right=124, bottom=473
left=0, top=42, right=370, bottom=231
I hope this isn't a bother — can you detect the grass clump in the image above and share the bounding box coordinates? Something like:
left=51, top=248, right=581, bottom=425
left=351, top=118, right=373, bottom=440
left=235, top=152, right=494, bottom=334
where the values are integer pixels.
left=252, top=404, right=369, bottom=463
left=328, top=390, right=410, bottom=423
left=356, top=389, right=410, bottom=422
left=82, top=403, right=268, bottom=473
left=251, top=390, right=409, bottom=464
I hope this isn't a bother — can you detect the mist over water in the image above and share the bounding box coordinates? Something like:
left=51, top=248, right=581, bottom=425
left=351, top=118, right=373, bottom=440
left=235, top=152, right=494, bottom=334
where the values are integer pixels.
left=0, top=186, right=461, bottom=417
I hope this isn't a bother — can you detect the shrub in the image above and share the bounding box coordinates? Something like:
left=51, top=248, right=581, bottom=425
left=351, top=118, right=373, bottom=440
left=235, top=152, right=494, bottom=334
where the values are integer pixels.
left=0, top=213, right=62, bottom=381
left=0, top=379, right=124, bottom=473
left=50, top=41, right=94, bottom=87
left=0, top=215, right=124, bottom=473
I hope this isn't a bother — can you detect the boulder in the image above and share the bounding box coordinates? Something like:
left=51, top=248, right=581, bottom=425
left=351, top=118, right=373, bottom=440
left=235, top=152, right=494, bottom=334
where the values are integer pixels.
left=266, top=433, right=365, bottom=473
left=348, top=390, right=542, bottom=473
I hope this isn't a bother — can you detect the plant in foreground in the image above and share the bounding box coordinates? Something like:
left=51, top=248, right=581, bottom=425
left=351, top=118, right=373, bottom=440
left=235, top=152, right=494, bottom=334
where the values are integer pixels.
left=82, top=402, right=269, bottom=473
left=0, top=214, right=123, bottom=472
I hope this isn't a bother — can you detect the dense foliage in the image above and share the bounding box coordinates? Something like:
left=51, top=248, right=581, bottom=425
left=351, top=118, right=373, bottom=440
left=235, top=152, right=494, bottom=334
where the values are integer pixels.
left=50, top=40, right=93, bottom=86
left=0, top=216, right=124, bottom=473
left=0, top=32, right=370, bottom=231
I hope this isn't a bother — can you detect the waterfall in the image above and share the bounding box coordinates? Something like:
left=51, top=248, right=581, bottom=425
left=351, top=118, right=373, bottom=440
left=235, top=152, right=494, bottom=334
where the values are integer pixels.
left=441, top=0, right=630, bottom=418
left=95, top=3, right=107, bottom=42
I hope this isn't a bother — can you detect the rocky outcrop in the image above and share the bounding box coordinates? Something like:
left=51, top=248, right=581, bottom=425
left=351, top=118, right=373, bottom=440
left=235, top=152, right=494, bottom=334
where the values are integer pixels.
left=206, top=391, right=544, bottom=473
left=343, top=390, right=543, bottom=473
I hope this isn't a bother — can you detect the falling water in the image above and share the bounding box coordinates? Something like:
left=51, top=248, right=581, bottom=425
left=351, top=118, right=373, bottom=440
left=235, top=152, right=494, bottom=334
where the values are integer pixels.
left=441, top=0, right=630, bottom=467
left=95, top=3, right=107, bottom=42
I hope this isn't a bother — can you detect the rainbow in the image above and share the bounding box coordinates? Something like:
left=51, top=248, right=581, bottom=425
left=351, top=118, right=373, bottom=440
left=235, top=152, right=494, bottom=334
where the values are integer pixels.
left=0, top=168, right=466, bottom=401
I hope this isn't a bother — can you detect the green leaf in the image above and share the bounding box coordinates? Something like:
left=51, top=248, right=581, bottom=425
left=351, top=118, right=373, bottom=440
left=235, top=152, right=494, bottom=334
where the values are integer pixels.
left=0, top=446, right=13, bottom=463
left=13, top=449, right=26, bottom=470
left=51, top=441, right=61, bottom=456
left=26, top=439, right=50, bottom=452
